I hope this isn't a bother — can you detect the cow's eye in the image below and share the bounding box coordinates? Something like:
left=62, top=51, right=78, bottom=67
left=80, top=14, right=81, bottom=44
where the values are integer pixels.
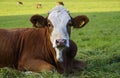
left=47, top=23, right=53, bottom=33
left=48, top=23, right=51, bottom=27
left=48, top=22, right=53, bottom=29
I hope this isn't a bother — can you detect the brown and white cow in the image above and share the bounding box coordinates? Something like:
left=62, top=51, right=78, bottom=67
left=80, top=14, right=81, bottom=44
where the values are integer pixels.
left=0, top=5, right=89, bottom=75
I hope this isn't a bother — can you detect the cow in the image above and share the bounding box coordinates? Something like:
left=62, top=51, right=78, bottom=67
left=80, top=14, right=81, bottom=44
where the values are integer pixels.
left=57, top=1, right=64, bottom=6
left=17, top=1, right=23, bottom=5
left=36, top=2, right=42, bottom=9
left=0, top=5, right=89, bottom=75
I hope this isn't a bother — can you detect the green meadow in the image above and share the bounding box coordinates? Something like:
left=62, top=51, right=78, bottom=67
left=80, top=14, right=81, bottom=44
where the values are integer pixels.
left=0, top=0, right=120, bottom=78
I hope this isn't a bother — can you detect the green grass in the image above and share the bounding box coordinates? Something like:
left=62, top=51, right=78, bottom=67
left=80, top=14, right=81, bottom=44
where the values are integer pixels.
left=0, top=0, right=120, bottom=78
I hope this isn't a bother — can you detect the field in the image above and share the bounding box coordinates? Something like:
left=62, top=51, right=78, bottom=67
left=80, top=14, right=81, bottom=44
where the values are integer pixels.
left=0, top=0, right=120, bottom=78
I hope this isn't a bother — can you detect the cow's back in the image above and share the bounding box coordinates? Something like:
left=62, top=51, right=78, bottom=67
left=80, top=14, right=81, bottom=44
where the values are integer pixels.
left=0, top=28, right=27, bottom=68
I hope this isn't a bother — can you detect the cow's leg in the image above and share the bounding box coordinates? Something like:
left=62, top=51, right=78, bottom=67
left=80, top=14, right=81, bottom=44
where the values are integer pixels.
left=61, top=40, right=77, bottom=75
left=63, top=51, right=74, bottom=76
left=18, top=59, right=55, bottom=72
left=56, top=62, right=64, bottom=74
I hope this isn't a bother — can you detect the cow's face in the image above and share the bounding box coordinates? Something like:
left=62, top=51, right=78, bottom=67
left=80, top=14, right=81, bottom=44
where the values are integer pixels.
left=30, top=5, right=89, bottom=62
left=47, top=8, right=71, bottom=48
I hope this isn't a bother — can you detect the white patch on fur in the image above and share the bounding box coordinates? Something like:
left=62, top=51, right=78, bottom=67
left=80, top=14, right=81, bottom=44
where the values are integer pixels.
left=48, top=5, right=71, bottom=62
left=48, top=5, right=71, bottom=48
left=55, top=48, right=63, bottom=62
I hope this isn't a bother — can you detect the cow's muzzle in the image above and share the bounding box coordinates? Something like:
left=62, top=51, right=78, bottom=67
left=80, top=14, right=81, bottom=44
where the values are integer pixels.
left=56, top=39, right=67, bottom=48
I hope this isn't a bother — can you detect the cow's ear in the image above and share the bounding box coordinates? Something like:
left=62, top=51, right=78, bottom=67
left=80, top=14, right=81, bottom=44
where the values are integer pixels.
left=30, top=14, right=47, bottom=28
left=72, top=15, right=89, bottom=28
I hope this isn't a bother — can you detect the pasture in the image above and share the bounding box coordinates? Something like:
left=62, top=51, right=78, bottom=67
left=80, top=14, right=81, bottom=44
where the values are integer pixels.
left=0, top=0, right=120, bottom=78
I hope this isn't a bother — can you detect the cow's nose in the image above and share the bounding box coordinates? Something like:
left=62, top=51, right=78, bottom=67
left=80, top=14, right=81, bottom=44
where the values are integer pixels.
left=56, top=39, right=67, bottom=47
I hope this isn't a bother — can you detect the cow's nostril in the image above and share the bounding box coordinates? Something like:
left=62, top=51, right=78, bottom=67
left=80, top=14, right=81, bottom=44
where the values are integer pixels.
left=56, top=39, right=66, bottom=44
left=56, top=39, right=67, bottom=47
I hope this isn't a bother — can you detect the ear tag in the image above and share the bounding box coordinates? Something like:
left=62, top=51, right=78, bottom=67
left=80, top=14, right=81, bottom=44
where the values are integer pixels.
left=80, top=21, right=85, bottom=27
left=36, top=22, right=41, bottom=27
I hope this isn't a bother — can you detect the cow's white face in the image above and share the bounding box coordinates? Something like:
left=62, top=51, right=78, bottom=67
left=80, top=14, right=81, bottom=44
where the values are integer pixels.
left=48, top=7, right=71, bottom=48
left=48, top=5, right=71, bottom=62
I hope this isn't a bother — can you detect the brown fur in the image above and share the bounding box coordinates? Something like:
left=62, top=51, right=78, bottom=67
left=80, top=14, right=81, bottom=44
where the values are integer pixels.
left=30, top=14, right=47, bottom=28
left=0, top=12, right=89, bottom=75
left=0, top=28, right=86, bottom=74
left=29, top=14, right=89, bottom=74
left=72, top=15, right=89, bottom=28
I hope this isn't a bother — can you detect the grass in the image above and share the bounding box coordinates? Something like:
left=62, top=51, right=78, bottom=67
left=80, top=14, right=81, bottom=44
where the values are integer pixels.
left=0, top=0, right=120, bottom=78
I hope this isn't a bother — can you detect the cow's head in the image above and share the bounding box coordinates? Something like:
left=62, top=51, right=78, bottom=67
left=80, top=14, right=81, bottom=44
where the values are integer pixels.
left=30, top=5, right=89, bottom=62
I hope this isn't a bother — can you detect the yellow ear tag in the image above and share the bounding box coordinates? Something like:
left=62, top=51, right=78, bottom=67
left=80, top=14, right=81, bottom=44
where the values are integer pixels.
left=80, top=21, right=85, bottom=27
left=36, top=22, right=41, bottom=27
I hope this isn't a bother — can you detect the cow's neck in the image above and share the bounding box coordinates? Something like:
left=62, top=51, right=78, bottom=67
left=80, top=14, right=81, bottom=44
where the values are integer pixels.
left=45, top=28, right=58, bottom=64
